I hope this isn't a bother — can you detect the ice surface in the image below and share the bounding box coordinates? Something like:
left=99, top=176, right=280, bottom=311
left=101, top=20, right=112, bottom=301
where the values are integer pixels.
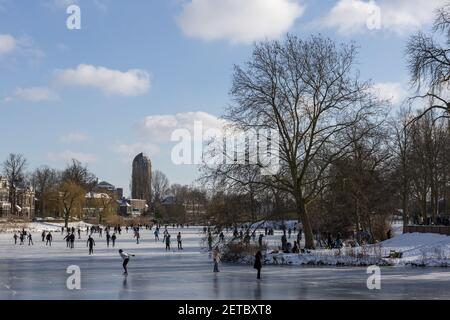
left=1, top=226, right=450, bottom=299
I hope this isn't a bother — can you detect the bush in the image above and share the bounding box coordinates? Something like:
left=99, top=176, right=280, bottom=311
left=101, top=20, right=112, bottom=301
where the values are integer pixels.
left=221, top=241, right=267, bottom=262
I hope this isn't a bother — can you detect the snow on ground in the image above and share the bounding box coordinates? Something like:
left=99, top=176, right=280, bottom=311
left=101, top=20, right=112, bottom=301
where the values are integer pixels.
left=378, top=232, right=450, bottom=267
left=0, top=221, right=95, bottom=233
left=251, top=232, right=450, bottom=267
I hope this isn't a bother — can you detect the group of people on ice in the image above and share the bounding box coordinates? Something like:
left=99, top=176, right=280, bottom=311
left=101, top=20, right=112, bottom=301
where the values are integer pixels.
left=12, top=229, right=34, bottom=246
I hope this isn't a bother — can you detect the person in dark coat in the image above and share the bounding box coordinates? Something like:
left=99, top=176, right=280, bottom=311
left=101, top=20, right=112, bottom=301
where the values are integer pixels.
left=254, top=251, right=263, bottom=279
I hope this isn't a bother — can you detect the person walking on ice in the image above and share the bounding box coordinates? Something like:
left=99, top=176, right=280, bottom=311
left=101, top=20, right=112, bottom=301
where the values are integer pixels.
left=118, top=249, right=135, bottom=275
left=213, top=247, right=221, bottom=272
left=177, top=232, right=183, bottom=250
left=207, top=232, right=213, bottom=251
left=87, top=235, right=96, bottom=255
left=254, top=250, right=263, bottom=280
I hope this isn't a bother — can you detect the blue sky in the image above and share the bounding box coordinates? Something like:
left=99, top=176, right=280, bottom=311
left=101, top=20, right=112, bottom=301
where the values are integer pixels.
left=0, top=0, right=444, bottom=195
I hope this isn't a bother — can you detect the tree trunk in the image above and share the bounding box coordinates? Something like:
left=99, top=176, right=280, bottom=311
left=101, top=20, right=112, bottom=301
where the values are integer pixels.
left=402, top=194, right=409, bottom=226
left=297, top=198, right=315, bottom=249
left=64, top=210, right=69, bottom=228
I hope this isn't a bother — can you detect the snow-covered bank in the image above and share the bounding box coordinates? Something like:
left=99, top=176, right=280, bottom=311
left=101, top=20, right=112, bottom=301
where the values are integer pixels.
left=235, top=232, right=450, bottom=267
left=0, top=221, right=95, bottom=233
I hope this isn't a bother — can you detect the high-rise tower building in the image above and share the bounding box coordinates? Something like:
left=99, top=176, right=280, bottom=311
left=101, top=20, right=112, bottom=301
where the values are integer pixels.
left=131, top=153, right=152, bottom=204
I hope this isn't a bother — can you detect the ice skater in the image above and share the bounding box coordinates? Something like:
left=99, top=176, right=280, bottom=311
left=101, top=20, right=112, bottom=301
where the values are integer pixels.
left=111, top=233, right=117, bottom=247
left=87, top=235, right=95, bottom=255
left=46, top=232, right=53, bottom=246
left=213, top=247, right=220, bottom=272
left=177, top=232, right=183, bottom=250
left=106, top=232, right=111, bottom=247
left=118, top=249, right=135, bottom=275
left=41, top=230, right=46, bottom=242
left=207, top=232, right=213, bottom=251
left=13, top=233, right=18, bottom=245
left=70, top=233, right=75, bottom=249
left=254, top=250, right=263, bottom=279
left=154, top=229, right=159, bottom=242
left=165, top=234, right=171, bottom=251
left=27, top=233, right=33, bottom=246
left=64, top=233, right=71, bottom=247
left=134, top=230, right=140, bottom=244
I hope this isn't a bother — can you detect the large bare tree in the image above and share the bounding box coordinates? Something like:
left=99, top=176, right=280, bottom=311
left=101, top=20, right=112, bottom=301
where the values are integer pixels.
left=203, top=35, right=384, bottom=249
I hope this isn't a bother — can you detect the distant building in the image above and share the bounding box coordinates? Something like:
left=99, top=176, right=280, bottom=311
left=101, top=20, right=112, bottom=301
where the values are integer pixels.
left=0, top=177, right=11, bottom=216
left=0, top=176, right=35, bottom=219
left=95, top=180, right=123, bottom=199
left=117, top=197, right=148, bottom=216
left=131, top=153, right=152, bottom=205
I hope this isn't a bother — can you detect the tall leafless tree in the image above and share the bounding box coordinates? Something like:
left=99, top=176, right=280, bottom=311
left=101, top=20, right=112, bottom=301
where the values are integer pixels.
left=203, top=35, right=385, bottom=249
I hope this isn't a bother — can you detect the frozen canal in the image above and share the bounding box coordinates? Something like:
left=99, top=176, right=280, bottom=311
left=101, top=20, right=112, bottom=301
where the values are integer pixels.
left=1, top=226, right=450, bottom=299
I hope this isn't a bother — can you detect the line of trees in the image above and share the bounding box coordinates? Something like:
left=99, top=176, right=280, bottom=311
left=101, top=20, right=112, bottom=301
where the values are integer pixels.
left=2, top=156, right=104, bottom=227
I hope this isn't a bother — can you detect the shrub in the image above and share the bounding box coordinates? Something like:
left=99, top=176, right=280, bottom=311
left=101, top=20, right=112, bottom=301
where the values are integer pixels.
left=221, top=241, right=267, bottom=262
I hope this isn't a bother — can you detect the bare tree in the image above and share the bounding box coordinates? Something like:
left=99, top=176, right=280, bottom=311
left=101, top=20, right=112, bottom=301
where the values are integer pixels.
left=2, top=153, right=27, bottom=216
left=31, top=166, right=58, bottom=217
left=152, top=170, right=170, bottom=203
left=203, top=35, right=384, bottom=249
left=406, top=1, right=450, bottom=122
left=391, top=107, right=413, bottom=225
left=61, top=159, right=97, bottom=190
left=59, top=181, right=85, bottom=228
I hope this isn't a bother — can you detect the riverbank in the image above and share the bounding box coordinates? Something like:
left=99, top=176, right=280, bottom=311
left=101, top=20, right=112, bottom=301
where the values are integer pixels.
left=234, top=232, right=450, bottom=267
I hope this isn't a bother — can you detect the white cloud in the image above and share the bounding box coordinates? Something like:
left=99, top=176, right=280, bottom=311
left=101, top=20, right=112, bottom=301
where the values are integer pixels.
left=54, top=64, right=150, bottom=97
left=60, top=132, right=88, bottom=143
left=372, top=82, right=408, bottom=105
left=44, top=0, right=78, bottom=9
left=13, top=87, right=59, bottom=102
left=321, top=0, right=443, bottom=35
left=112, top=142, right=161, bottom=163
left=177, top=0, right=305, bottom=44
left=138, top=111, right=227, bottom=141
left=0, top=34, right=16, bottom=55
left=0, top=34, right=44, bottom=64
left=48, top=150, right=97, bottom=164
left=112, top=111, right=225, bottom=162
